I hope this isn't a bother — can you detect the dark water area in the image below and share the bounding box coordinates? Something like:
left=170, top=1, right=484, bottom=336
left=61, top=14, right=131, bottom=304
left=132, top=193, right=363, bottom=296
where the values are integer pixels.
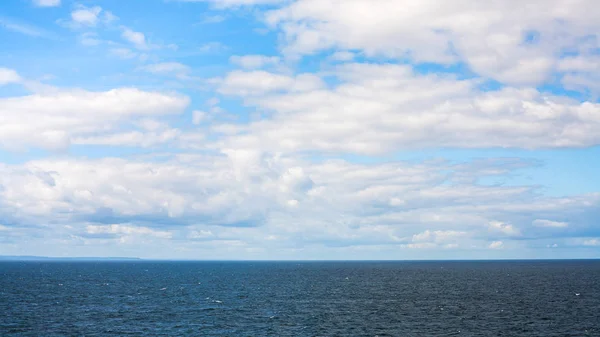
left=1, top=260, right=599, bottom=336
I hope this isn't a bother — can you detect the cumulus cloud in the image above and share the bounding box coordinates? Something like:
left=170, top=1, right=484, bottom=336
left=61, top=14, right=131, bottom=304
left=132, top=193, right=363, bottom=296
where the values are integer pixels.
left=411, top=230, right=467, bottom=248
left=0, top=76, right=190, bottom=150
left=488, top=221, right=521, bottom=237
left=329, top=51, right=355, bottom=62
left=0, top=68, right=21, bottom=85
left=558, top=55, right=600, bottom=95
left=192, top=110, right=208, bottom=125
left=67, top=5, right=116, bottom=28
left=121, top=27, right=148, bottom=50
left=213, top=64, right=600, bottom=154
left=1, top=152, right=597, bottom=257
left=216, top=70, right=324, bottom=96
left=489, top=241, right=504, bottom=249
left=266, top=0, right=600, bottom=86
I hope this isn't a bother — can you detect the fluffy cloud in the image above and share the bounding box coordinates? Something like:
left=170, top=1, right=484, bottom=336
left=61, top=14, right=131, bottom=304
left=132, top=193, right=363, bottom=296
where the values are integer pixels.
left=558, top=55, right=600, bottom=94
left=488, top=221, right=521, bottom=237
left=216, top=70, right=324, bottom=96
left=266, top=0, right=600, bottom=86
left=0, top=74, right=190, bottom=150
left=489, top=241, right=504, bottom=249
left=1, top=152, right=597, bottom=257
left=0, top=68, right=21, bottom=85
left=410, top=230, right=467, bottom=248
left=213, top=64, right=600, bottom=154
left=69, top=5, right=115, bottom=27
left=121, top=27, right=148, bottom=50
left=192, top=110, right=208, bottom=125
left=32, top=0, right=61, bottom=7
left=329, top=51, right=355, bottom=62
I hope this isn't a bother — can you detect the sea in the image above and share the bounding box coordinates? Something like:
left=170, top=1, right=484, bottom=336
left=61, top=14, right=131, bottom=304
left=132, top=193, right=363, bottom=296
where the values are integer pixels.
left=1, top=260, right=599, bottom=336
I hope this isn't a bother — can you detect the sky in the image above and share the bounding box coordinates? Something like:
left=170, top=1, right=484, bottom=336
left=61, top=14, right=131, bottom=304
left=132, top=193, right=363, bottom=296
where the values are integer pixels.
left=0, top=0, right=599, bottom=260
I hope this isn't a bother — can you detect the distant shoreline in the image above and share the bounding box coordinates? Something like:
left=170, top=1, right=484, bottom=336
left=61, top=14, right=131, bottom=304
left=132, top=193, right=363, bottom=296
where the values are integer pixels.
left=0, top=256, right=141, bottom=261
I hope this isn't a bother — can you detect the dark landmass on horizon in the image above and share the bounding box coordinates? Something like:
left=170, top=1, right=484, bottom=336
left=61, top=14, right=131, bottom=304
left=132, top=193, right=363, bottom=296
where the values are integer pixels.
left=0, top=256, right=141, bottom=261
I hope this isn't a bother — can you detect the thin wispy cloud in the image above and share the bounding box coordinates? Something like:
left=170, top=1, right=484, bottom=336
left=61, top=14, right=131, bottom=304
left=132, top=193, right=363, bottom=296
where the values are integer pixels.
left=0, top=17, right=55, bottom=38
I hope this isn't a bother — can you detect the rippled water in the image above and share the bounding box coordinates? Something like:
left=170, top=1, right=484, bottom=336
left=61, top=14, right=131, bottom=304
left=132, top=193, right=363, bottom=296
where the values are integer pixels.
left=1, top=261, right=599, bottom=336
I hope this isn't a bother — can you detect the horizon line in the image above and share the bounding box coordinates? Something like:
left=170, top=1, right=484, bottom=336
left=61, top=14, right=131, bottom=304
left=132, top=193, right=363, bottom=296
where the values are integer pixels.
left=1, top=256, right=599, bottom=262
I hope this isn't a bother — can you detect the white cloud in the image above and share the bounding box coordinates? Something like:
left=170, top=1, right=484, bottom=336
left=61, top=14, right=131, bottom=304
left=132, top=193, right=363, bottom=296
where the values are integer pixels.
left=489, top=221, right=521, bottom=236
left=102, top=11, right=118, bottom=24
left=489, top=241, right=504, bottom=249
left=121, top=27, right=148, bottom=50
left=0, top=68, right=21, bottom=85
left=558, top=55, right=600, bottom=95
left=0, top=79, right=190, bottom=150
left=329, top=51, right=355, bottom=62
left=33, top=0, right=61, bottom=7
left=73, top=129, right=183, bottom=148
left=0, top=17, right=51, bottom=38
left=230, top=55, right=280, bottom=69
left=217, top=70, right=324, bottom=96
left=213, top=64, right=600, bottom=154
left=266, top=0, right=600, bottom=86
left=70, top=6, right=102, bottom=26
left=64, top=5, right=116, bottom=28
left=0, top=152, right=597, bottom=256
left=533, top=219, right=569, bottom=228
left=583, top=239, right=600, bottom=246
left=192, top=110, right=208, bottom=125
left=412, top=230, right=466, bottom=246
left=86, top=224, right=172, bottom=239
left=558, top=56, right=600, bottom=73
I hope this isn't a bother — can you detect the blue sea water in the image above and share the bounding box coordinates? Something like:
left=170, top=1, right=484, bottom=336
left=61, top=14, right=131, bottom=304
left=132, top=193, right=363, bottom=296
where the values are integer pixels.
left=1, top=260, right=599, bottom=336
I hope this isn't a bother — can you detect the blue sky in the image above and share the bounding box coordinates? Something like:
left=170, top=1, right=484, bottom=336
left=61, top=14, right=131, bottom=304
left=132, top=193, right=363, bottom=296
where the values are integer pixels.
left=0, top=0, right=599, bottom=259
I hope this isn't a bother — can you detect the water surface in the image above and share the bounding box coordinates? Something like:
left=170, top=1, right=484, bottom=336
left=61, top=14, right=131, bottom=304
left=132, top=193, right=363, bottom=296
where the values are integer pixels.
left=1, top=260, right=599, bottom=336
